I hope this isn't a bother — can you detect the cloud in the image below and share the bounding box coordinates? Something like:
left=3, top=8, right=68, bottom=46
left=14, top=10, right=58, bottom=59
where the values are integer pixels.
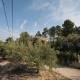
left=11, top=20, right=27, bottom=40
left=44, top=0, right=80, bottom=26
left=20, top=20, right=27, bottom=30
left=30, top=0, right=56, bottom=11
left=32, top=2, right=50, bottom=10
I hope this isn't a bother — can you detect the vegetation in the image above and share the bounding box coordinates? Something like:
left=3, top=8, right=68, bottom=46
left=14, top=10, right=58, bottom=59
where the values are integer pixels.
left=0, top=19, right=80, bottom=74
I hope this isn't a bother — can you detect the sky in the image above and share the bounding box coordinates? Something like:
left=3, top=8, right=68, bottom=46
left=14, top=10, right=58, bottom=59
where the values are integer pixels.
left=0, top=0, right=80, bottom=40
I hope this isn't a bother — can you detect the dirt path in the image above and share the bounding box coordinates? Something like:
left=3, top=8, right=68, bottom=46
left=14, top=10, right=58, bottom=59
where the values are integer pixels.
left=0, top=61, right=10, bottom=66
left=53, top=67, right=80, bottom=80
left=0, top=62, right=80, bottom=80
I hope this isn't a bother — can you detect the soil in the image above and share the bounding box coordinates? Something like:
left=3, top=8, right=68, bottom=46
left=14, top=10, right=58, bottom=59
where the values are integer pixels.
left=0, top=61, right=71, bottom=80
left=0, top=69, right=71, bottom=80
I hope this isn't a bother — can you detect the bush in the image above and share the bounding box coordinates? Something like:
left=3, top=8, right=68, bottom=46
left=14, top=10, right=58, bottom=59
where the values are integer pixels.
left=0, top=39, right=57, bottom=72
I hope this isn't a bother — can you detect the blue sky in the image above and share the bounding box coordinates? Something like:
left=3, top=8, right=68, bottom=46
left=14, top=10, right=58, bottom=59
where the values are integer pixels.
left=0, top=0, right=80, bottom=40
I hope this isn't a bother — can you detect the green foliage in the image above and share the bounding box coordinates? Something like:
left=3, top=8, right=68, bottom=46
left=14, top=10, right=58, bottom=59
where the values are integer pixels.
left=5, top=41, right=21, bottom=63
left=42, top=27, right=48, bottom=37
left=35, top=31, right=42, bottom=37
left=2, top=39, right=57, bottom=70
left=62, top=19, right=75, bottom=36
left=39, top=45, right=57, bottom=68
left=0, top=41, right=6, bottom=58
left=20, top=32, right=29, bottom=38
left=6, top=37, right=13, bottom=43
left=49, top=26, right=55, bottom=37
left=24, top=44, right=57, bottom=69
left=67, top=34, right=80, bottom=42
left=55, top=25, right=62, bottom=36
left=19, top=32, right=30, bottom=45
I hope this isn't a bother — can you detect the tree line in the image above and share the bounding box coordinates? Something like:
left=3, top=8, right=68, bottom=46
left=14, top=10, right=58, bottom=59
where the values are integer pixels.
left=37, top=19, right=80, bottom=65
left=0, top=19, right=80, bottom=71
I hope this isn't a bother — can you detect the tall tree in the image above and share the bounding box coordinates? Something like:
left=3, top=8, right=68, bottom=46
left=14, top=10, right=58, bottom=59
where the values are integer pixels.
left=49, top=26, right=55, bottom=37
left=75, top=26, right=80, bottom=34
left=6, top=37, right=13, bottom=43
left=55, top=25, right=62, bottom=36
left=20, top=32, right=30, bottom=45
left=42, top=27, right=48, bottom=37
left=62, top=19, right=74, bottom=36
left=35, top=31, right=42, bottom=37
left=20, top=32, right=29, bottom=38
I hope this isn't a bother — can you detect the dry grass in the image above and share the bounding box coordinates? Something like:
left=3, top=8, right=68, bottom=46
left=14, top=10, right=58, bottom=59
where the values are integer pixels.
left=20, top=69, right=71, bottom=80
